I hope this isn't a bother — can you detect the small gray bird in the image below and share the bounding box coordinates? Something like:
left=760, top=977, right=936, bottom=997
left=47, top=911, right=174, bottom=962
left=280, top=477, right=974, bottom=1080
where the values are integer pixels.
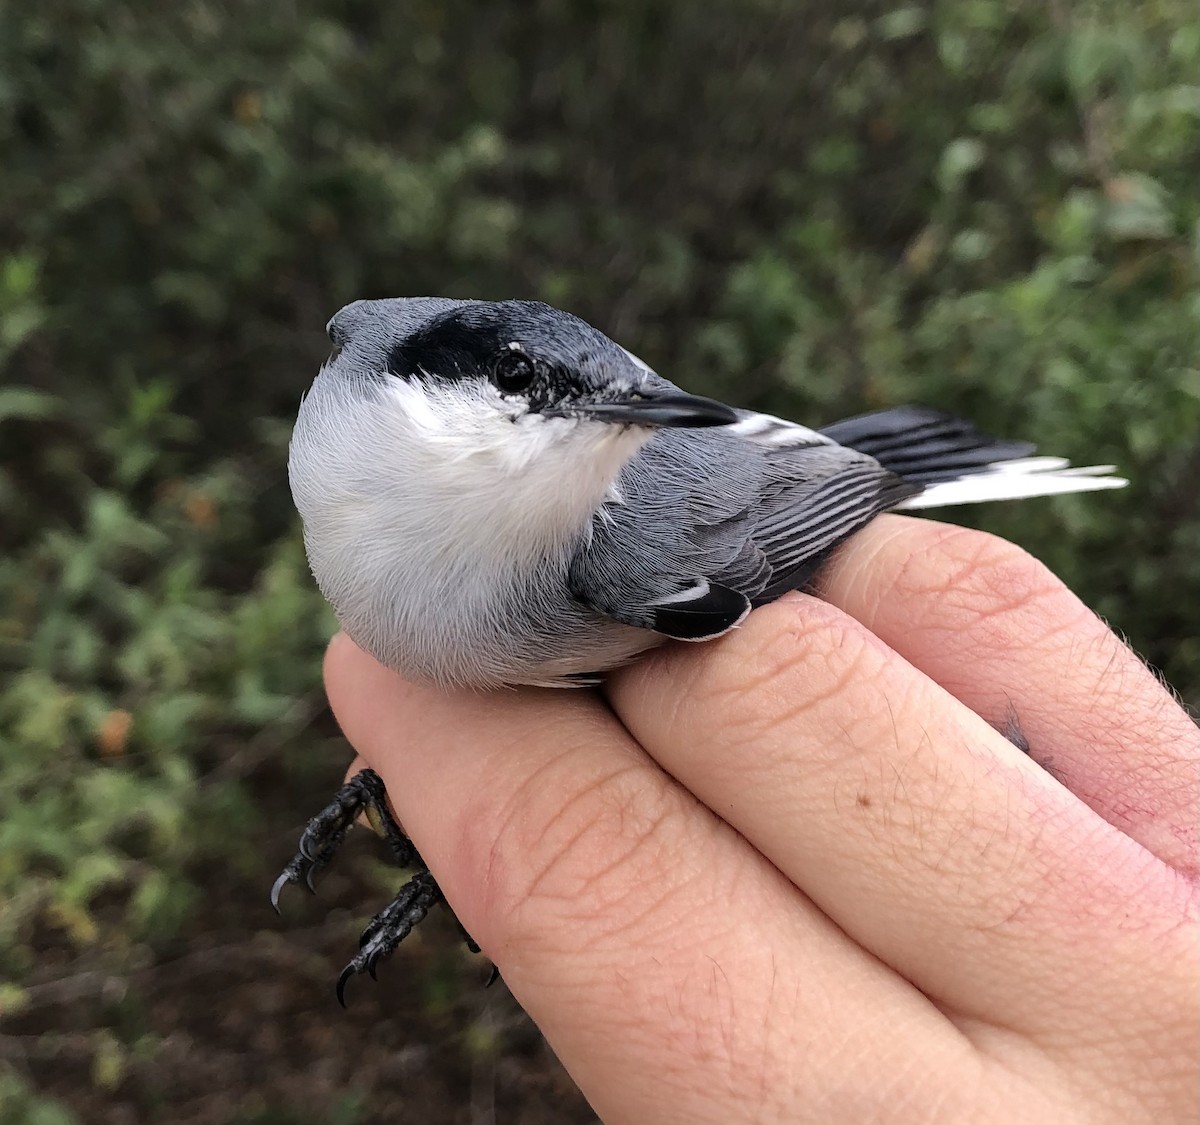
left=275, top=296, right=1126, bottom=1001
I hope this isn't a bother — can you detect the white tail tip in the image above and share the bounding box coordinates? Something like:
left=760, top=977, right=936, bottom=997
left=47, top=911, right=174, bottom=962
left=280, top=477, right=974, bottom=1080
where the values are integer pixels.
left=897, top=458, right=1129, bottom=510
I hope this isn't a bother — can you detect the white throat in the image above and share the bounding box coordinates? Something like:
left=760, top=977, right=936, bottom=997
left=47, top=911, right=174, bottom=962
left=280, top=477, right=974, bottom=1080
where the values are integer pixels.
left=346, top=374, right=648, bottom=544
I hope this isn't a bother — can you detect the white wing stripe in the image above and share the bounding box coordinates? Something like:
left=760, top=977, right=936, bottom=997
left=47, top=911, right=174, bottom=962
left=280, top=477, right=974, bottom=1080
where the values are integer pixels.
left=729, top=410, right=832, bottom=447
left=654, top=580, right=713, bottom=605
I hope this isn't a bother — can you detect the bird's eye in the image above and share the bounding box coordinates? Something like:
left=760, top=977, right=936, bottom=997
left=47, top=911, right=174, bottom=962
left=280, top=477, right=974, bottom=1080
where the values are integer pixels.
left=494, top=350, right=536, bottom=394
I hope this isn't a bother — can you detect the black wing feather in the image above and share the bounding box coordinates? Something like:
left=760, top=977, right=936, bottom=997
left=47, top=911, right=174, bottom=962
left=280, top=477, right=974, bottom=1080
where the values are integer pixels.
left=747, top=461, right=917, bottom=600
left=649, top=582, right=751, bottom=640
left=820, top=406, right=1034, bottom=482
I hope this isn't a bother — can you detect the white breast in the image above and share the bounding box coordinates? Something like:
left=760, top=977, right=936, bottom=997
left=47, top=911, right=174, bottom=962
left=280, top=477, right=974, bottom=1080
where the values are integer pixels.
left=288, top=371, right=653, bottom=686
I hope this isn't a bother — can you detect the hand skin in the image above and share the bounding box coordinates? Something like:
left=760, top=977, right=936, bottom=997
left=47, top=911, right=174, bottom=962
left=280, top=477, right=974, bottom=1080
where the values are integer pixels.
left=323, top=514, right=1200, bottom=1125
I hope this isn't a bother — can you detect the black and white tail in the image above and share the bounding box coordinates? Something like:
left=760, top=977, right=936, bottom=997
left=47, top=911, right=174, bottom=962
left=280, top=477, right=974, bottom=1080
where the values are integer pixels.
left=819, top=406, right=1127, bottom=508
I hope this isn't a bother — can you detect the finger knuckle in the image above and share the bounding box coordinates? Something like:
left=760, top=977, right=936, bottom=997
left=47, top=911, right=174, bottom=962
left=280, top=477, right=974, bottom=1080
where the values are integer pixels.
left=458, top=730, right=691, bottom=951
left=889, top=525, right=1073, bottom=638
left=701, top=598, right=889, bottom=742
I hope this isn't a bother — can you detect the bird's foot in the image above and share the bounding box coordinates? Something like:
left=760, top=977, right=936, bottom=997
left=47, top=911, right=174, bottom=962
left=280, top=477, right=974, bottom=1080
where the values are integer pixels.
left=336, top=869, right=447, bottom=1005
left=272, top=767, right=481, bottom=1003
left=271, top=768, right=413, bottom=906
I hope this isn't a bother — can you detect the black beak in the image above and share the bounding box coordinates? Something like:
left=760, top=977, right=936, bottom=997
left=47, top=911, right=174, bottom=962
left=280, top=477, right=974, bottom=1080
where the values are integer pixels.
left=558, top=390, right=738, bottom=428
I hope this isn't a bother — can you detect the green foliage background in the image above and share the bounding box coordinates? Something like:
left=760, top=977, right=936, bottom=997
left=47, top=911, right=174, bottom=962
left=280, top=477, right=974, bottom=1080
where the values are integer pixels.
left=1, top=0, right=1197, bottom=1120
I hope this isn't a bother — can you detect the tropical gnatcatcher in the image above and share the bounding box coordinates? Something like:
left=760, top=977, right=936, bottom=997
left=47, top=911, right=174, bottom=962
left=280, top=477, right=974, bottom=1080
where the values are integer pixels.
left=274, top=297, right=1125, bottom=1003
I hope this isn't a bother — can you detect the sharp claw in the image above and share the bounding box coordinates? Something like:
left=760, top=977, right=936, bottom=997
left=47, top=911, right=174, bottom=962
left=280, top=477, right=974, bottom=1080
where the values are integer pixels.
left=277, top=774, right=452, bottom=1002
left=270, top=870, right=292, bottom=914
left=336, top=963, right=355, bottom=1009
left=485, top=964, right=500, bottom=988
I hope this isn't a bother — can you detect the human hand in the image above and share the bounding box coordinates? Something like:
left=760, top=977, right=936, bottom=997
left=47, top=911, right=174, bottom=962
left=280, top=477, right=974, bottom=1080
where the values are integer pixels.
left=323, top=515, right=1199, bottom=1124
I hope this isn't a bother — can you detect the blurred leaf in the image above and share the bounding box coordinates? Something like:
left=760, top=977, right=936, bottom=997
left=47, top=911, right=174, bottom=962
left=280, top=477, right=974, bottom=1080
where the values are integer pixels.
left=937, top=137, right=986, bottom=193
left=1102, top=174, right=1175, bottom=241
left=0, top=387, right=59, bottom=423
left=877, top=7, right=926, bottom=41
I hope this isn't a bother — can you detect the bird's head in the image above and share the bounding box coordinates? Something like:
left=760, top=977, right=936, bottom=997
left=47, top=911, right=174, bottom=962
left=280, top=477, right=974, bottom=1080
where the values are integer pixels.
left=319, top=297, right=736, bottom=445
left=288, top=298, right=737, bottom=679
